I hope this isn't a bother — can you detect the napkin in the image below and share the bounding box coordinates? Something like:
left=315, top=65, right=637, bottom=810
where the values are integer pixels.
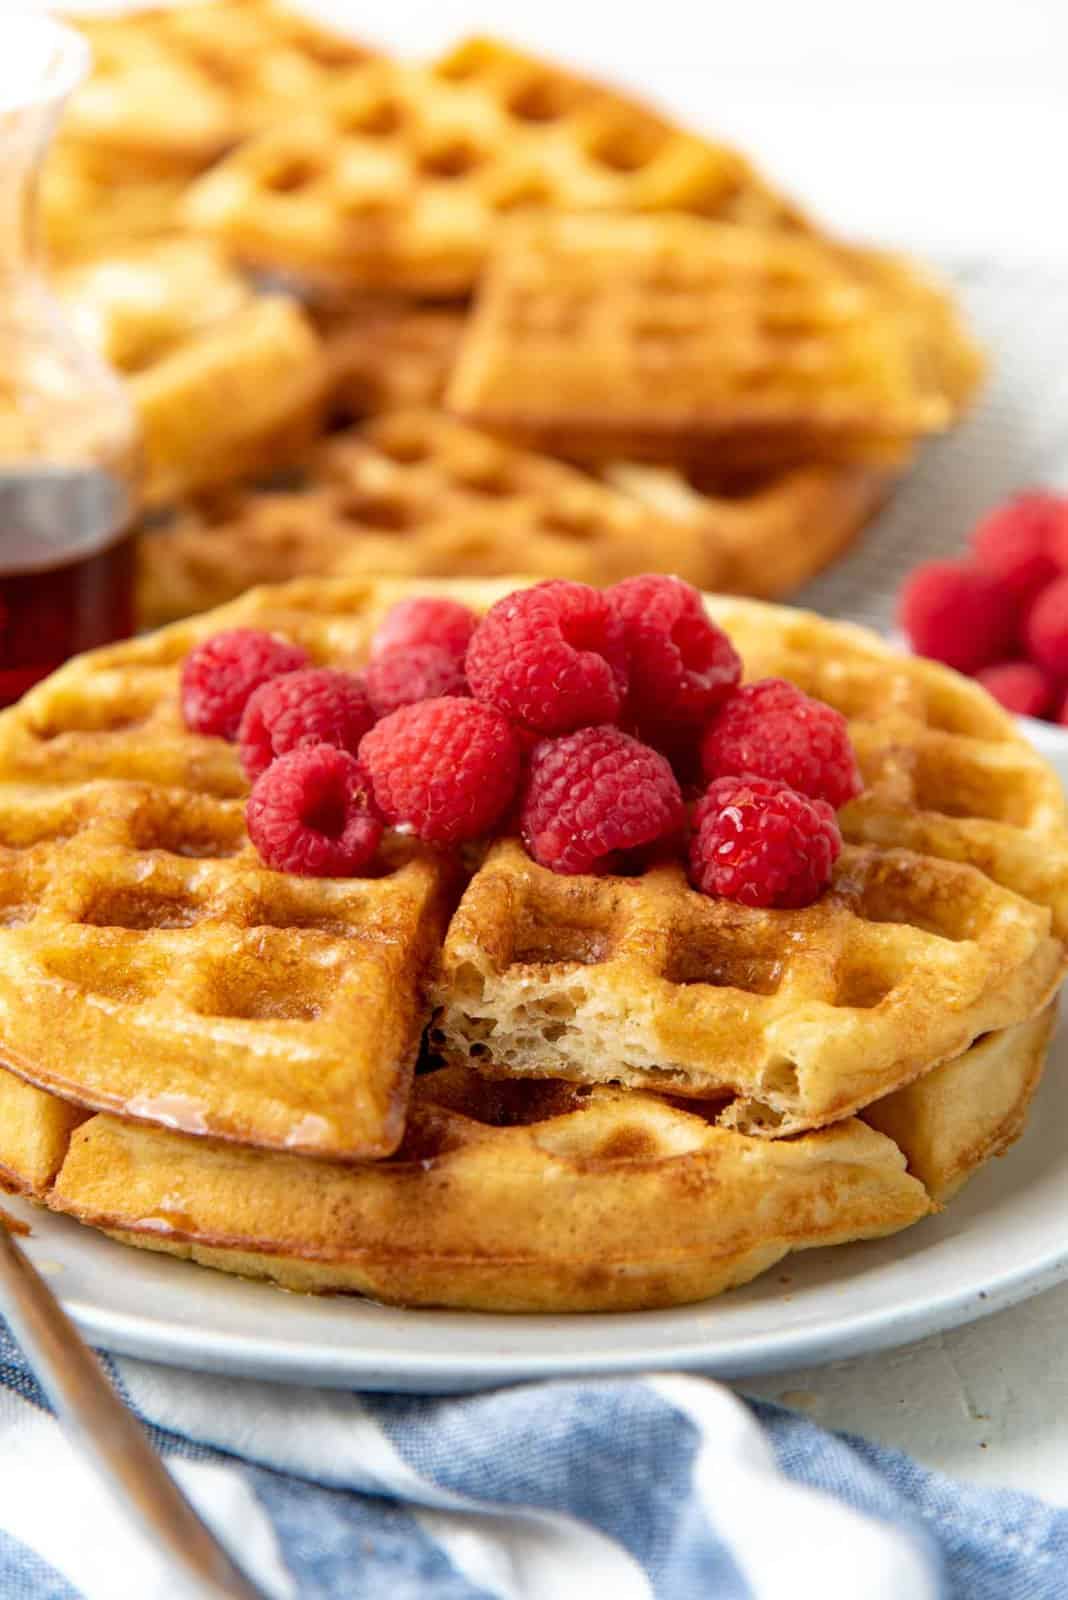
left=0, top=1321, right=1065, bottom=1600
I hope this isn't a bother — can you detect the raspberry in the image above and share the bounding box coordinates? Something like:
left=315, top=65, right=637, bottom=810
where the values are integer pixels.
left=246, top=745, right=382, bottom=876
left=364, top=644, right=468, bottom=718
left=971, top=493, right=1064, bottom=605
left=700, top=679, right=861, bottom=809
left=520, top=726, right=684, bottom=875
left=180, top=629, right=308, bottom=741
left=975, top=661, right=1055, bottom=720
left=361, top=697, right=521, bottom=845
left=609, top=574, right=741, bottom=730
left=689, top=775, right=841, bottom=909
left=466, top=580, right=627, bottom=735
left=238, top=667, right=375, bottom=782
left=898, top=560, right=1018, bottom=675
left=1025, top=574, right=1068, bottom=675
left=370, top=597, right=478, bottom=664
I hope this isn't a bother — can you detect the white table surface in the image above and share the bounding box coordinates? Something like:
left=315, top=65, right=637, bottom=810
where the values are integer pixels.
left=29, top=0, right=1068, bottom=1501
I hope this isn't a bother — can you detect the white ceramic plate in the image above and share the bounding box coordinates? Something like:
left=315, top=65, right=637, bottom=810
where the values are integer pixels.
left=5, top=719, right=1063, bottom=1393
left=5, top=1006, right=1067, bottom=1391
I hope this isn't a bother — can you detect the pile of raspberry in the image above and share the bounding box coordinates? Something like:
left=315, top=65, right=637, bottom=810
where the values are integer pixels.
left=180, top=577, right=863, bottom=910
left=899, top=491, right=1068, bottom=721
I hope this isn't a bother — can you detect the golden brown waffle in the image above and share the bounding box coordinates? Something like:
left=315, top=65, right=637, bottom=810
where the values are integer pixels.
left=15, top=1060, right=931, bottom=1311
left=135, top=411, right=717, bottom=626
left=43, top=142, right=191, bottom=264
left=446, top=214, right=981, bottom=468
left=0, top=779, right=449, bottom=1160
left=0, top=578, right=1064, bottom=1156
left=604, top=460, right=897, bottom=599
left=863, top=1007, right=1053, bottom=1203
left=60, top=240, right=328, bottom=507
left=63, top=1, right=375, bottom=168
left=317, top=300, right=466, bottom=419
left=432, top=592, right=1068, bottom=1133
left=0, top=1009, right=1046, bottom=1310
left=182, top=41, right=804, bottom=296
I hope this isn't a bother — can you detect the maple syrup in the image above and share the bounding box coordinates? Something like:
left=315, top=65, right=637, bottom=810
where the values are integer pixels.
left=0, top=18, right=141, bottom=709
left=0, top=467, right=135, bottom=707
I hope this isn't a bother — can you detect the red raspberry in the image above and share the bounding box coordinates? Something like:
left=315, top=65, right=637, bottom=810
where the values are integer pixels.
left=898, top=560, right=1018, bottom=675
left=370, top=597, right=478, bottom=664
left=971, top=493, right=1064, bottom=605
left=180, top=629, right=307, bottom=741
left=700, top=678, right=861, bottom=809
left=609, top=574, right=741, bottom=731
left=1025, top=574, right=1068, bottom=675
left=364, top=644, right=468, bottom=718
left=689, top=775, right=841, bottom=909
left=238, top=667, right=375, bottom=782
left=246, top=745, right=382, bottom=876
left=975, top=661, right=1055, bottom=719
left=466, top=580, right=627, bottom=735
left=520, top=726, right=684, bottom=876
left=361, top=697, right=521, bottom=845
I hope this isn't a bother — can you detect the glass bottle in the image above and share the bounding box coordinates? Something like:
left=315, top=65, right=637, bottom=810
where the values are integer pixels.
left=0, top=15, right=140, bottom=708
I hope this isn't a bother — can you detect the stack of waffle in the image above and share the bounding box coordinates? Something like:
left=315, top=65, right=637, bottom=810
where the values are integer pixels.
left=0, top=576, right=1063, bottom=1312
left=47, top=4, right=984, bottom=620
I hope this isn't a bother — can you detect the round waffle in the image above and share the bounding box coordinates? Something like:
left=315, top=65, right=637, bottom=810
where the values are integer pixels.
left=0, top=577, right=1062, bottom=1160
left=0, top=1010, right=1051, bottom=1312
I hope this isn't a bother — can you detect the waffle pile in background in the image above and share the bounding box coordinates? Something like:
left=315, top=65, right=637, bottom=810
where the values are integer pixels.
left=46, top=1, right=985, bottom=624
left=0, top=574, right=1064, bottom=1311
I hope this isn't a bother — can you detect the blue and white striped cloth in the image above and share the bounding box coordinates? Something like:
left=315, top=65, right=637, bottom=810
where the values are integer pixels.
left=0, top=1323, right=1065, bottom=1600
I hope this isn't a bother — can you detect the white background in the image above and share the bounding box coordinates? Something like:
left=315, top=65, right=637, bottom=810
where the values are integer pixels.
left=25, top=0, right=1068, bottom=1505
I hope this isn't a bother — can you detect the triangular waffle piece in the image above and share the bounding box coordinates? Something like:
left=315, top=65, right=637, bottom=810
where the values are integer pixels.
left=0, top=584, right=484, bottom=1160
left=432, top=838, right=1060, bottom=1135
left=446, top=214, right=981, bottom=467
left=1, top=1009, right=1047, bottom=1310
left=183, top=41, right=806, bottom=296
left=135, top=411, right=716, bottom=626
left=61, top=240, right=328, bottom=507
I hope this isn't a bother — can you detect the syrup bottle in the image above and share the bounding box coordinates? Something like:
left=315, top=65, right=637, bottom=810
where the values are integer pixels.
left=0, top=17, right=140, bottom=708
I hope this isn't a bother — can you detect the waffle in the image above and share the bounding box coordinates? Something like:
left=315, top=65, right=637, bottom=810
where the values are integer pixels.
left=317, top=300, right=466, bottom=419
left=13, top=1059, right=929, bottom=1311
left=182, top=41, right=804, bottom=297
left=0, top=1009, right=1046, bottom=1310
left=863, top=1006, right=1054, bottom=1203
left=135, top=411, right=716, bottom=626
left=43, top=142, right=191, bottom=264
left=0, top=577, right=1063, bottom=1151
left=446, top=214, right=981, bottom=468
left=63, top=1, right=375, bottom=169
left=60, top=240, right=328, bottom=507
left=432, top=592, right=1068, bottom=1133
left=604, top=460, right=897, bottom=599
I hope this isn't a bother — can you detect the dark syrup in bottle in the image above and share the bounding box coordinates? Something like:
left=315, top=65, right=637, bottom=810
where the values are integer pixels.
left=0, top=465, right=134, bottom=707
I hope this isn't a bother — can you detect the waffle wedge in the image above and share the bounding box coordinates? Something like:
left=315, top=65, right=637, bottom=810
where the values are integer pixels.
left=0, top=1008, right=1048, bottom=1311
left=182, top=41, right=804, bottom=297
left=61, top=240, right=328, bottom=507
left=446, top=214, right=981, bottom=468
left=135, top=411, right=717, bottom=626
